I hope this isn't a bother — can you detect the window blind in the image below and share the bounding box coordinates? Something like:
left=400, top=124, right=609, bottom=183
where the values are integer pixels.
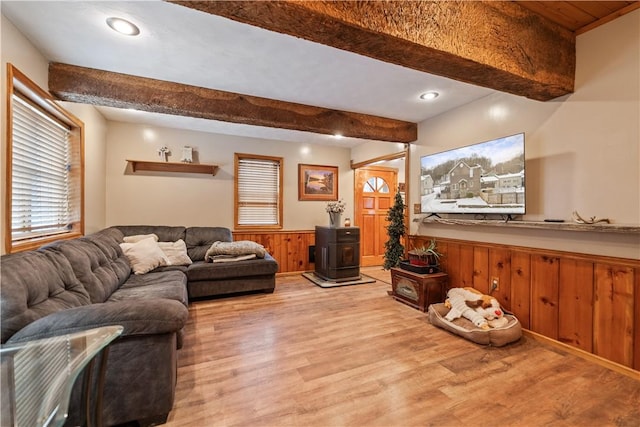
left=11, top=94, right=73, bottom=241
left=237, top=157, right=280, bottom=226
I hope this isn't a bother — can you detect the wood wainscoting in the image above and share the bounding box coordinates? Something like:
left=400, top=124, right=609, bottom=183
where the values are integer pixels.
left=233, top=230, right=316, bottom=274
left=409, top=235, right=640, bottom=372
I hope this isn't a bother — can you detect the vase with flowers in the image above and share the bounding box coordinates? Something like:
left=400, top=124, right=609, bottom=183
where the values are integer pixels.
left=325, top=199, right=345, bottom=228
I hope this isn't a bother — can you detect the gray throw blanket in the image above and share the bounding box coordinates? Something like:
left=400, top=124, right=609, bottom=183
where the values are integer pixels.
left=204, top=240, right=266, bottom=262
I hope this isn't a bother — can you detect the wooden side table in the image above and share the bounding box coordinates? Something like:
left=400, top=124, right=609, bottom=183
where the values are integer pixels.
left=390, top=267, right=449, bottom=312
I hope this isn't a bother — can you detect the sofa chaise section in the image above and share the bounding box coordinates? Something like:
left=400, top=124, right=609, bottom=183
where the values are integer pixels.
left=1, top=224, right=278, bottom=426
left=1, top=231, right=188, bottom=426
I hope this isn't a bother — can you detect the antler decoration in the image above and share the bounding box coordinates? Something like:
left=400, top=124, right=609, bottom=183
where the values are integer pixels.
left=572, top=211, right=610, bottom=224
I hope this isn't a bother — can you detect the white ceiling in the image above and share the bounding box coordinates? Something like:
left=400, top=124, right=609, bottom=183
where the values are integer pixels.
left=2, top=0, right=494, bottom=148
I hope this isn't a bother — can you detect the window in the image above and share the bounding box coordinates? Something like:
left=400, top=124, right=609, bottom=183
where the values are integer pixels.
left=234, top=153, right=283, bottom=229
left=5, top=64, right=84, bottom=253
left=363, top=176, right=389, bottom=193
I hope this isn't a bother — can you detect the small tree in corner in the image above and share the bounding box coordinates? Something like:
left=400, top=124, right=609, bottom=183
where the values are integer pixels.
left=383, top=189, right=406, bottom=270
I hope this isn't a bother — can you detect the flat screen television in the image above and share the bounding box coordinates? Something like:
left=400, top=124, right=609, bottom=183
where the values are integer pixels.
left=420, top=133, right=525, bottom=216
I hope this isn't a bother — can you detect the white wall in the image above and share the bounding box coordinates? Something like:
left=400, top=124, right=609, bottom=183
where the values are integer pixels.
left=105, top=122, right=354, bottom=229
left=0, top=15, right=49, bottom=253
left=351, top=140, right=405, bottom=164
left=410, top=10, right=640, bottom=259
left=351, top=141, right=407, bottom=193
left=64, top=103, right=108, bottom=234
left=0, top=14, right=108, bottom=253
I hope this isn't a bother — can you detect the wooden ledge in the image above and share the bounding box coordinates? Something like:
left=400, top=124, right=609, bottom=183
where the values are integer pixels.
left=127, top=160, right=218, bottom=176
left=416, top=217, right=640, bottom=234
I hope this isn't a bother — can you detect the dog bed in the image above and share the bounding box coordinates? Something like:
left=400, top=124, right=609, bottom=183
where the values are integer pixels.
left=428, top=303, right=522, bottom=347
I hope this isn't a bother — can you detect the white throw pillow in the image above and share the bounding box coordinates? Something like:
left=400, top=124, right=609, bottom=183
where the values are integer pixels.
left=123, top=233, right=159, bottom=243
left=120, top=237, right=169, bottom=274
left=158, top=240, right=192, bottom=266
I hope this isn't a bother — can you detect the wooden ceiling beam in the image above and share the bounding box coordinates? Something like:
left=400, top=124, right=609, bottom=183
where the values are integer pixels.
left=171, top=0, right=576, bottom=101
left=48, top=62, right=417, bottom=143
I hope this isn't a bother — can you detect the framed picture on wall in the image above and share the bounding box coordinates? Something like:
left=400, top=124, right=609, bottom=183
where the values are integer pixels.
left=298, top=164, right=339, bottom=201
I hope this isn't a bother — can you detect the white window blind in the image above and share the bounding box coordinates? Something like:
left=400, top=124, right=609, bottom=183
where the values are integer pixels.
left=237, top=157, right=281, bottom=226
left=11, top=94, right=74, bottom=241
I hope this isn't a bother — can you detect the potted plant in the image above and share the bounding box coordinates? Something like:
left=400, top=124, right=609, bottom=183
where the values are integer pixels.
left=408, top=238, right=442, bottom=268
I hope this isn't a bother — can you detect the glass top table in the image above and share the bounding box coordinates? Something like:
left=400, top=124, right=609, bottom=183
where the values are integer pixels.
left=1, top=325, right=123, bottom=427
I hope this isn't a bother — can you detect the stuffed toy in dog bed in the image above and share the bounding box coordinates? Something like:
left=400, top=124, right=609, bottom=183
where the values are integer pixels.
left=428, top=287, right=522, bottom=347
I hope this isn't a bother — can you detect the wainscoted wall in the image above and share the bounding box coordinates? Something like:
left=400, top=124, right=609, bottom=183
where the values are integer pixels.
left=409, top=235, right=640, bottom=371
left=233, top=230, right=315, bottom=274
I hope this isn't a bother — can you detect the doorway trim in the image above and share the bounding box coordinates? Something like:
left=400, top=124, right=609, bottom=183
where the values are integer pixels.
left=350, top=144, right=410, bottom=258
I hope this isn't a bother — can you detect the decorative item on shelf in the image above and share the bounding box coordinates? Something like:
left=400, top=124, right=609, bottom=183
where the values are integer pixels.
left=344, top=217, right=351, bottom=227
left=158, top=146, right=171, bottom=162
left=572, top=210, right=610, bottom=224
left=326, top=199, right=345, bottom=228
left=403, top=238, right=442, bottom=274
left=180, top=146, right=193, bottom=163
left=383, top=188, right=406, bottom=270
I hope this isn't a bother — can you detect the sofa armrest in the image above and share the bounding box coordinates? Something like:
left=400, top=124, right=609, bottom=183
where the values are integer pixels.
left=6, top=299, right=188, bottom=344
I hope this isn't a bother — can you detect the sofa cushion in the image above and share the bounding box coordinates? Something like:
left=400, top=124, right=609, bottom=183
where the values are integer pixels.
left=185, top=227, right=233, bottom=261
left=114, top=226, right=186, bottom=243
left=0, top=250, right=90, bottom=343
left=7, top=299, right=188, bottom=343
left=82, top=232, right=132, bottom=284
left=48, top=238, right=130, bottom=303
left=120, top=238, right=169, bottom=275
left=187, top=254, right=279, bottom=282
left=123, top=233, right=159, bottom=243
left=153, top=264, right=189, bottom=274
left=158, top=240, right=192, bottom=266
left=109, top=271, right=188, bottom=307
left=96, top=227, right=125, bottom=242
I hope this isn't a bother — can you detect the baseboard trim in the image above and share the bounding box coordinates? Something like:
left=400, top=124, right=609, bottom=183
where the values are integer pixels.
left=522, top=329, right=639, bottom=380
left=276, top=271, right=307, bottom=277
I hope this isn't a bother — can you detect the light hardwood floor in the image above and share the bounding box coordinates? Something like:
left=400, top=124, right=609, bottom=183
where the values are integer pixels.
left=165, top=268, right=640, bottom=426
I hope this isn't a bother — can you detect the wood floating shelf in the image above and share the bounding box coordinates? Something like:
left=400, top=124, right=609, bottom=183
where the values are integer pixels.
left=127, top=160, right=218, bottom=176
left=416, top=217, right=640, bottom=234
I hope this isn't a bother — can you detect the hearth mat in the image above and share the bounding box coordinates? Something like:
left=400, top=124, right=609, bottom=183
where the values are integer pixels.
left=302, top=272, right=376, bottom=288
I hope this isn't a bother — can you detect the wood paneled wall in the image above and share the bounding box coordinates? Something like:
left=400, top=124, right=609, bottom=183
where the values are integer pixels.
left=410, top=235, right=640, bottom=371
left=233, top=230, right=315, bottom=274
left=232, top=229, right=639, bottom=371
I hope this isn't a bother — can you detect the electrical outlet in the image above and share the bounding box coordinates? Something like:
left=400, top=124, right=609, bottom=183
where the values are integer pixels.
left=491, top=277, right=499, bottom=291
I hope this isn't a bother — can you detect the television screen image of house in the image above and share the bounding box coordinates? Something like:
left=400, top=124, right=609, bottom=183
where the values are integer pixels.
left=305, top=170, right=334, bottom=195
left=420, top=133, right=525, bottom=215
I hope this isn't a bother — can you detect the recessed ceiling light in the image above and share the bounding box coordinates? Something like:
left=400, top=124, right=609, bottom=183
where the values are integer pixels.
left=106, top=17, right=140, bottom=36
left=332, top=134, right=343, bottom=139
left=419, top=91, right=439, bottom=101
